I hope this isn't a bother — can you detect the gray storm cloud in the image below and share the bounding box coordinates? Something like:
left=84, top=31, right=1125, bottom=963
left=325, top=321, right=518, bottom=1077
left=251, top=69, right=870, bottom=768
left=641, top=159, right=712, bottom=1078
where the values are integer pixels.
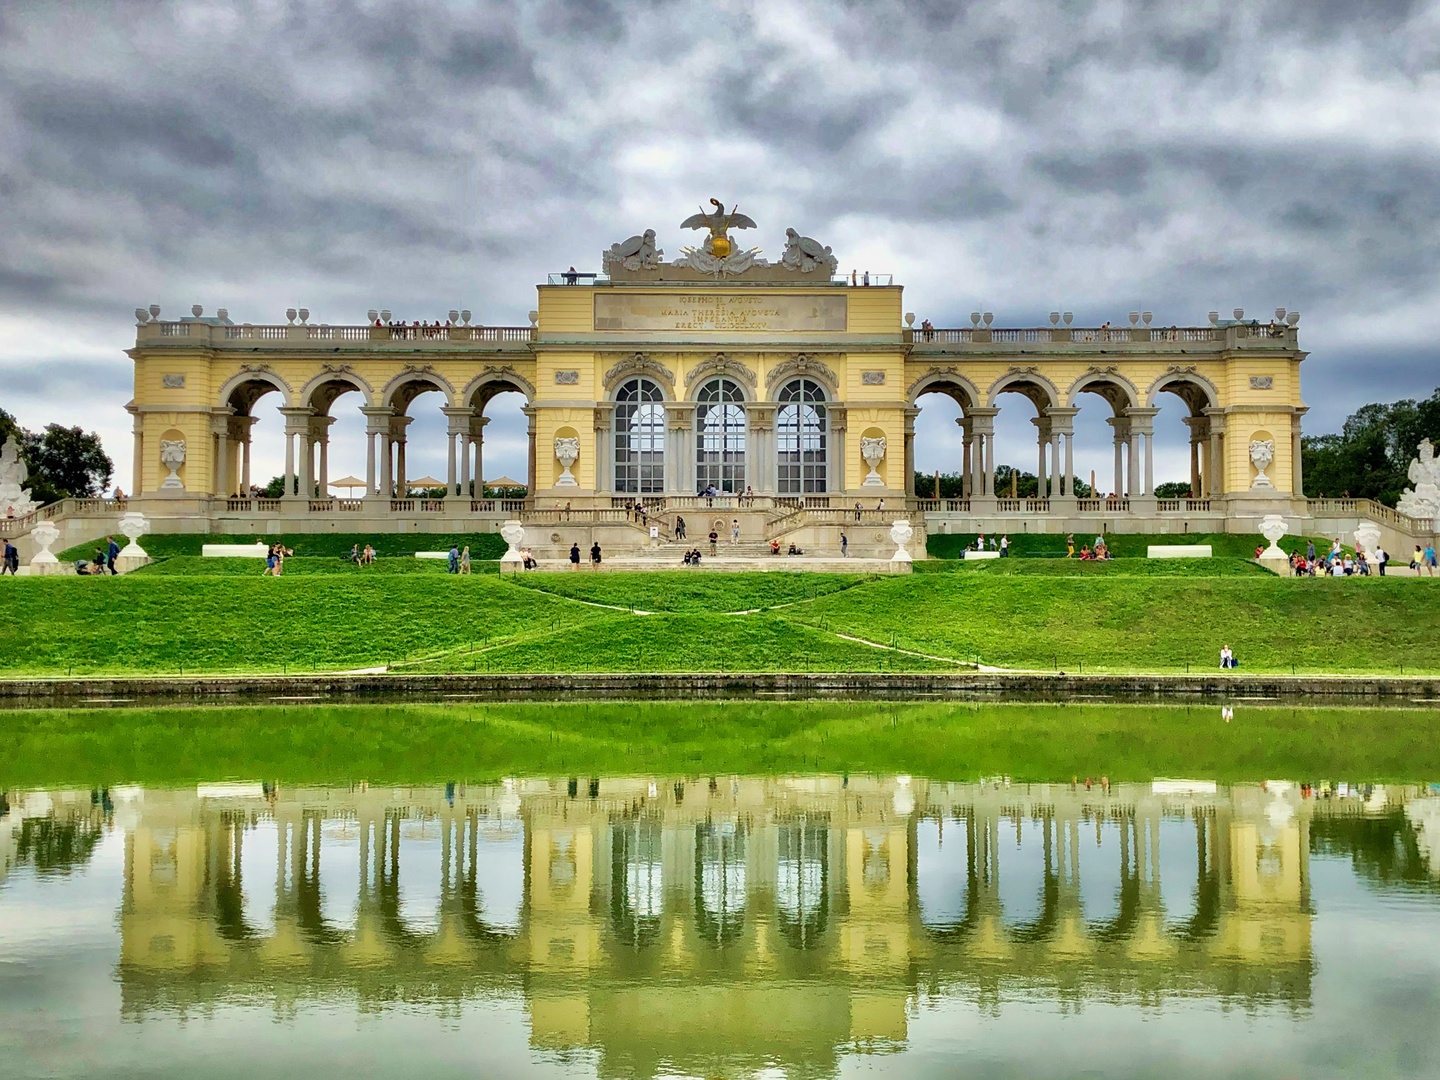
left=1, top=0, right=1438, bottom=489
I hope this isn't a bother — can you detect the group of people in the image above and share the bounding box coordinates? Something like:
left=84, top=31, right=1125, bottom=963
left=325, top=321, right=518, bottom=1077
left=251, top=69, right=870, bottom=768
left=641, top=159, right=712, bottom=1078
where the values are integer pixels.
left=769, top=539, right=806, bottom=555
left=374, top=318, right=454, bottom=339
left=681, top=548, right=705, bottom=565
left=566, top=542, right=603, bottom=568
left=347, top=543, right=377, bottom=566
left=262, top=542, right=294, bottom=576
left=1065, top=534, right=1112, bottom=560
left=78, top=535, right=122, bottom=575
left=445, top=545, right=473, bottom=574
left=1287, top=539, right=1394, bottom=577
left=971, top=533, right=1011, bottom=556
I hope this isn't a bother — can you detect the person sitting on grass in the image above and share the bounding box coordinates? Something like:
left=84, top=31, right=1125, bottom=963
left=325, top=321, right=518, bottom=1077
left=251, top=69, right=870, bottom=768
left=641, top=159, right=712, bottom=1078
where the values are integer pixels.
left=1079, top=545, right=1092, bottom=560
left=362, top=543, right=376, bottom=565
left=348, top=543, right=360, bottom=563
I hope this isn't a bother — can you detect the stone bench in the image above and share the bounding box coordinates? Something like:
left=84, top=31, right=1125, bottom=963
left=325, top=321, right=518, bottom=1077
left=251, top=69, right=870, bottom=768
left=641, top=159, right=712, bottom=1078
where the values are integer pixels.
left=961, top=549, right=1001, bottom=560
left=202, top=543, right=270, bottom=558
left=1147, top=544, right=1212, bottom=558
left=415, top=551, right=450, bottom=559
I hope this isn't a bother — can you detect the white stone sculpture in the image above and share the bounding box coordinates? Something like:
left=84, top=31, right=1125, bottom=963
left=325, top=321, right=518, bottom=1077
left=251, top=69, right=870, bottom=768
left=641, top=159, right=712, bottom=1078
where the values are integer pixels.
left=780, top=228, right=838, bottom=275
left=890, top=519, right=914, bottom=562
left=603, top=229, right=664, bottom=272
left=673, top=235, right=765, bottom=276
left=29, top=521, right=59, bottom=566
left=499, top=520, right=525, bottom=572
left=1353, top=521, right=1382, bottom=564
left=860, top=436, right=887, bottom=487
left=1248, top=439, right=1275, bottom=488
left=118, top=511, right=151, bottom=557
left=0, top=435, right=38, bottom=518
left=158, top=439, right=187, bottom=490
left=1397, top=438, right=1440, bottom=529
left=554, top=437, right=580, bottom=487
left=1258, top=514, right=1288, bottom=556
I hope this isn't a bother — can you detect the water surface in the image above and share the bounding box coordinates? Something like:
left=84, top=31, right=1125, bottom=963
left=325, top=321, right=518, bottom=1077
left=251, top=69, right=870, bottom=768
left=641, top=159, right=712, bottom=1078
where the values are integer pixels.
left=5, top=765, right=1440, bottom=1078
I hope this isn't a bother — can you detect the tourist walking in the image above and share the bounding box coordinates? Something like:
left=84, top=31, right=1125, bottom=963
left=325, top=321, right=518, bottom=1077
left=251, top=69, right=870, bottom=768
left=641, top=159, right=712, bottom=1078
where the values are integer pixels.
left=1066, top=534, right=1075, bottom=558
left=570, top=542, right=580, bottom=569
left=854, top=502, right=862, bottom=522
left=709, top=528, right=718, bottom=556
left=1376, top=546, right=1387, bottom=575
left=1, top=539, right=17, bottom=575
left=732, top=519, right=740, bottom=544
left=1000, top=535, right=1009, bottom=557
left=1427, top=543, right=1437, bottom=576
left=460, top=546, right=471, bottom=574
left=840, top=532, right=848, bottom=557
left=447, top=544, right=459, bottom=574
left=1412, top=545, right=1424, bottom=571
left=675, top=515, right=686, bottom=540
left=106, top=536, right=120, bottom=575
left=590, top=541, right=602, bottom=568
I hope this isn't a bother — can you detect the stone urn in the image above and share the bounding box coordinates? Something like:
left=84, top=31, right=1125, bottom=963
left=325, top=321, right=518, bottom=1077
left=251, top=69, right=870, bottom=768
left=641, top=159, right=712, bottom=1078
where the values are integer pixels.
left=158, top=439, right=186, bottom=490
left=1249, top=439, right=1275, bottom=489
left=1258, top=514, right=1288, bottom=556
left=499, top=519, right=525, bottom=573
left=554, top=437, right=580, bottom=487
left=118, top=511, right=151, bottom=557
left=1353, top=521, right=1382, bottom=563
left=861, top=436, right=887, bottom=487
left=29, top=521, right=60, bottom=567
left=890, top=519, right=914, bottom=562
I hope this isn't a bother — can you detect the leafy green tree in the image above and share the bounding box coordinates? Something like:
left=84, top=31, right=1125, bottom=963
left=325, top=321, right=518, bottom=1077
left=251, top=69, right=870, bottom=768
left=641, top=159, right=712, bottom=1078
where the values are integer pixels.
left=1154, top=481, right=1194, bottom=498
left=21, top=424, right=113, bottom=502
left=0, top=407, right=21, bottom=447
left=261, top=475, right=286, bottom=499
left=1301, top=388, right=1440, bottom=503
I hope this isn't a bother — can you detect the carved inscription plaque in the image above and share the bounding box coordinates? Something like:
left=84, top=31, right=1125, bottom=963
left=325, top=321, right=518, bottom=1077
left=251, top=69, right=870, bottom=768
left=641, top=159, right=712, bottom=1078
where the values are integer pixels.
left=595, top=293, right=846, bottom=332
left=162, top=374, right=186, bottom=388
left=1249, top=375, right=1274, bottom=390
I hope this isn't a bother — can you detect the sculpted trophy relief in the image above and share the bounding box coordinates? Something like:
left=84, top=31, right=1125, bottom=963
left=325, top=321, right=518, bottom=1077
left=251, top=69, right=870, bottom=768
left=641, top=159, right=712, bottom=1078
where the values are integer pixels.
left=1398, top=438, right=1440, bottom=528
left=0, top=435, right=39, bottom=517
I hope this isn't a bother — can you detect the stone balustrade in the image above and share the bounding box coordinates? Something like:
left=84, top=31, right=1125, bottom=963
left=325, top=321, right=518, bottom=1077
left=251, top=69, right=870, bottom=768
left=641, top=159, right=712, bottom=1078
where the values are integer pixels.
left=905, top=323, right=1297, bottom=350
left=137, top=321, right=535, bottom=348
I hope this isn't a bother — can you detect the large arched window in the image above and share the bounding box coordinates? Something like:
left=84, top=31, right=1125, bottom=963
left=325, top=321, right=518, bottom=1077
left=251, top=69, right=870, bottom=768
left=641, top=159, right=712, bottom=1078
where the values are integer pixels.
left=696, top=378, right=746, bottom=493
left=614, top=378, right=665, bottom=494
left=777, top=379, right=827, bottom=493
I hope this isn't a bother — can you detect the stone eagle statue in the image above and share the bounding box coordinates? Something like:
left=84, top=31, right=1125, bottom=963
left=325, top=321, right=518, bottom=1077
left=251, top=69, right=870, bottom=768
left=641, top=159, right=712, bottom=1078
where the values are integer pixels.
left=680, top=199, right=757, bottom=256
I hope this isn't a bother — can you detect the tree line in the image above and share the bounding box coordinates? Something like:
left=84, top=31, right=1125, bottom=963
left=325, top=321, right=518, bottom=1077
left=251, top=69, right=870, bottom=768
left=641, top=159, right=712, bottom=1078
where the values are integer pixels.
left=0, top=408, right=114, bottom=504
left=1301, top=388, right=1440, bottom=504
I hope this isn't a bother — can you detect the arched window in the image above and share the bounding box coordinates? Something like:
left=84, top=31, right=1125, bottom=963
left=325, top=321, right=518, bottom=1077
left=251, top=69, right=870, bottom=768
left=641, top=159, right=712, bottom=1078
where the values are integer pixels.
left=777, top=379, right=827, bottom=493
left=614, top=378, right=665, bottom=494
left=696, top=378, right=746, bottom=493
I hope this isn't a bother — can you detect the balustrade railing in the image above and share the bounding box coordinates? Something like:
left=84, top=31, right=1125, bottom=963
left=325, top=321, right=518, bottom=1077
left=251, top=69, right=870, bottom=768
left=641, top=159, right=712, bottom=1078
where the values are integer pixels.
left=910, top=325, right=1234, bottom=346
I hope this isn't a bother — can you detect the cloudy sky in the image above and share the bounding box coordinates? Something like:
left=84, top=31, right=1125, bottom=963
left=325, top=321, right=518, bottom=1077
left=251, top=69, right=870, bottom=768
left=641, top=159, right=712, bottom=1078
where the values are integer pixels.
left=3, top=0, right=1439, bottom=491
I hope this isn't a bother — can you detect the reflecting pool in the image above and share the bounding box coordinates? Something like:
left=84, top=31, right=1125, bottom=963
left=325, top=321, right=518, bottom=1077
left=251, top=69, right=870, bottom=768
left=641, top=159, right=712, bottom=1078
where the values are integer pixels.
left=4, top=771, right=1440, bottom=1077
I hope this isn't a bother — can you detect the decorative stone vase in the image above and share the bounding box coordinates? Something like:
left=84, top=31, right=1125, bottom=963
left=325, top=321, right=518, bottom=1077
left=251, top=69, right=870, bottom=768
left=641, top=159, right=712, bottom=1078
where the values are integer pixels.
left=1353, top=521, right=1382, bottom=562
left=158, top=439, right=186, bottom=490
left=860, top=436, right=887, bottom=487
left=118, top=511, right=151, bottom=557
left=499, top=520, right=525, bottom=573
left=1259, top=514, right=1288, bottom=556
left=889, top=519, right=914, bottom=562
left=1249, top=439, right=1275, bottom=488
left=29, top=521, right=60, bottom=566
left=554, top=437, right=580, bottom=487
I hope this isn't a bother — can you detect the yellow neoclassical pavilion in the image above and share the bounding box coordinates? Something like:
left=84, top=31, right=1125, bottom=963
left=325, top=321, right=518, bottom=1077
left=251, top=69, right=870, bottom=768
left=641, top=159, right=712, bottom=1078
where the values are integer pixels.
left=108, top=202, right=1329, bottom=556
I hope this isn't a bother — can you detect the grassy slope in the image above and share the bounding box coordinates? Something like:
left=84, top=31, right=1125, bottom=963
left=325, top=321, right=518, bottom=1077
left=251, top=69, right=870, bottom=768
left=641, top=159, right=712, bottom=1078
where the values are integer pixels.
left=3, top=701, right=1437, bottom=786
left=926, top=532, right=1342, bottom=560
left=131, top=556, right=502, bottom=576
left=796, top=572, right=1440, bottom=672
left=4, top=558, right=1440, bottom=676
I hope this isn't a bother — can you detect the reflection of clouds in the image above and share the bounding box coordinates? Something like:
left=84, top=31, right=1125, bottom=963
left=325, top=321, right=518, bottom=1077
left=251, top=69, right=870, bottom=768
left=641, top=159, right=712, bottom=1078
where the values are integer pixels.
left=916, top=816, right=970, bottom=930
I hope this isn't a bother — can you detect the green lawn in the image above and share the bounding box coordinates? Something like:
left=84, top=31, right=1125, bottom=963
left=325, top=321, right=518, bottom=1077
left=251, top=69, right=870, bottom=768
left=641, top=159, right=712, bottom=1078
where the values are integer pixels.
left=926, top=531, right=1342, bottom=560
left=4, top=700, right=1438, bottom=787
left=58, top=531, right=508, bottom=561
left=4, top=554, right=1440, bottom=677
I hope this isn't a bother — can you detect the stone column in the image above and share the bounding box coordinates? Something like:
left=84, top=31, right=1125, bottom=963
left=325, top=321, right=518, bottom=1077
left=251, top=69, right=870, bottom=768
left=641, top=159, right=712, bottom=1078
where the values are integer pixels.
left=1107, top=415, right=1131, bottom=498
left=830, top=406, right=847, bottom=493
left=1047, top=407, right=1078, bottom=505
left=396, top=438, right=407, bottom=492
left=968, top=408, right=997, bottom=506
left=523, top=406, right=537, bottom=497
left=471, top=415, right=491, bottom=495
left=1204, top=407, right=1226, bottom=497
left=242, top=418, right=255, bottom=492
left=593, top=405, right=613, bottom=498
left=1183, top=415, right=1210, bottom=497
left=587, top=407, right=609, bottom=498
left=667, top=407, right=692, bottom=496
left=307, top=415, right=333, bottom=500
left=442, top=407, right=474, bottom=495
left=1126, top=407, right=1159, bottom=506
left=1291, top=407, right=1308, bottom=498
left=128, top=405, right=143, bottom=495
left=361, top=406, right=391, bottom=498
left=744, top=403, right=773, bottom=495
left=459, top=434, right=470, bottom=495
left=1033, top=416, right=1049, bottom=496
left=280, top=407, right=313, bottom=500
left=903, top=407, right=919, bottom=498
left=211, top=415, right=230, bottom=498
left=957, top=416, right=972, bottom=498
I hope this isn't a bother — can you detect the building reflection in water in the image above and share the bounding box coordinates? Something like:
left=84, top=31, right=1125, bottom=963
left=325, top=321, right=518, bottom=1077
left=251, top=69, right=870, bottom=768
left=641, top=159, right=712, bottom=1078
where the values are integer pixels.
left=3, top=776, right=1439, bottom=1077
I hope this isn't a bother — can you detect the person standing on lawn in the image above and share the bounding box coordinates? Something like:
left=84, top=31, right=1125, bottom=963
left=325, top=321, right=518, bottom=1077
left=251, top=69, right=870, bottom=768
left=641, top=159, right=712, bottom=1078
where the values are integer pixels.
left=106, top=536, right=120, bottom=574
left=447, top=544, right=459, bottom=574
left=570, top=543, right=581, bottom=569
left=590, top=541, right=602, bottom=568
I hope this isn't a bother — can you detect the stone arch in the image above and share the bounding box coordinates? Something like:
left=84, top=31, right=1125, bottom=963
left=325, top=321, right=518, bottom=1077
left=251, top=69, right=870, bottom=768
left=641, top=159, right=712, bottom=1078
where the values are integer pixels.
left=604, top=353, right=675, bottom=399
left=300, top=368, right=374, bottom=413
left=1065, top=368, right=1139, bottom=412
left=908, top=367, right=981, bottom=411
left=985, top=367, right=1059, bottom=410
left=766, top=355, right=838, bottom=400
left=382, top=367, right=456, bottom=411
left=460, top=365, right=535, bottom=409
left=685, top=353, right=757, bottom=398
left=1145, top=368, right=1219, bottom=412
left=218, top=367, right=293, bottom=412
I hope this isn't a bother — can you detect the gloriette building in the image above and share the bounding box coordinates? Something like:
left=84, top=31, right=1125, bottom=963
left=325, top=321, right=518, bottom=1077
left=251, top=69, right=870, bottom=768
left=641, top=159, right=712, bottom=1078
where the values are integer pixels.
left=66, top=201, right=1364, bottom=557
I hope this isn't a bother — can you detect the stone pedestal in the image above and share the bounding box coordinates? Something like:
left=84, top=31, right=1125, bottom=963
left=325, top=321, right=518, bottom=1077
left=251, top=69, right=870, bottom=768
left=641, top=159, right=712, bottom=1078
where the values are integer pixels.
left=1257, top=554, right=1291, bottom=576
left=115, top=555, right=153, bottom=574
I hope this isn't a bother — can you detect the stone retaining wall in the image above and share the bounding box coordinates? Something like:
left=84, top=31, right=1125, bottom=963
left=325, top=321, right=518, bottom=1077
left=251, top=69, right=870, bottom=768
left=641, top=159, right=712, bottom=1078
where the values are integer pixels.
left=2, top=671, right=1438, bottom=705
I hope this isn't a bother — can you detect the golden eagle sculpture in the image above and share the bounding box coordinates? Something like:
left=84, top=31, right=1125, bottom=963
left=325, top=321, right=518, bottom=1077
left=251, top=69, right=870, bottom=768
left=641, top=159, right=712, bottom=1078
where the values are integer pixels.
left=680, top=198, right=757, bottom=257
